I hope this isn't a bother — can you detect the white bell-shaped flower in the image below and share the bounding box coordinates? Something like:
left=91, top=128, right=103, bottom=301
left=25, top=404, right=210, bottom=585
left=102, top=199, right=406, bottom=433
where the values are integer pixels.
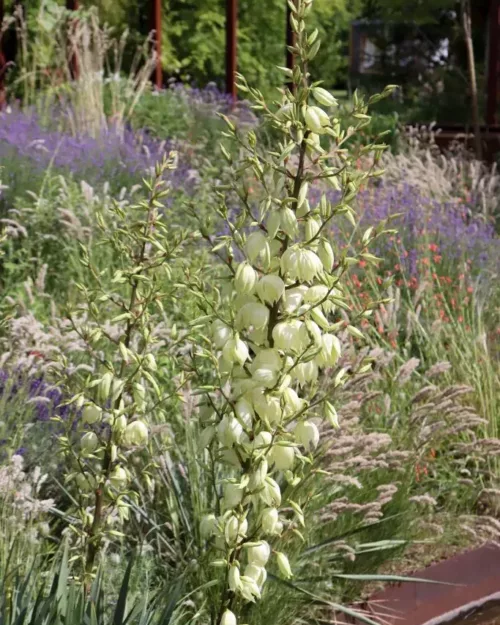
left=252, top=430, right=272, bottom=453
left=252, top=390, right=282, bottom=424
left=318, top=239, right=334, bottom=272
left=235, top=397, right=254, bottom=428
left=269, top=443, right=295, bottom=471
left=223, top=481, right=245, bottom=509
left=315, top=333, right=341, bottom=367
left=272, top=320, right=307, bottom=353
left=236, top=302, right=270, bottom=331
left=261, top=477, right=281, bottom=506
left=282, top=387, right=306, bottom=417
left=295, top=420, right=320, bottom=451
left=225, top=514, right=248, bottom=543
left=200, top=513, right=218, bottom=538
left=245, top=231, right=268, bottom=263
left=235, top=262, right=258, bottom=295
left=247, top=541, right=271, bottom=567
left=293, top=361, right=318, bottom=387
left=304, top=284, right=329, bottom=304
left=229, top=564, right=242, bottom=592
left=279, top=206, right=298, bottom=238
left=244, top=564, right=267, bottom=588
left=251, top=349, right=282, bottom=388
left=261, top=507, right=279, bottom=534
left=304, top=105, right=330, bottom=134
left=256, top=274, right=285, bottom=304
left=282, top=285, right=308, bottom=313
left=212, top=319, right=232, bottom=349
left=281, top=247, right=323, bottom=282
left=122, top=420, right=149, bottom=447
left=305, top=216, right=321, bottom=241
left=81, top=432, right=98, bottom=454
left=217, top=415, right=243, bottom=447
left=220, top=609, right=237, bottom=625
left=82, top=404, right=102, bottom=425
left=312, top=87, right=338, bottom=107
left=276, top=552, right=293, bottom=579
left=222, top=336, right=249, bottom=366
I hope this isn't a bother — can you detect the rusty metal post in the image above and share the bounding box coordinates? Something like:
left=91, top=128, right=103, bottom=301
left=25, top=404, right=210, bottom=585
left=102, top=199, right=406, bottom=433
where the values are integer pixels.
left=0, top=0, right=5, bottom=108
left=152, top=0, right=162, bottom=89
left=286, top=0, right=297, bottom=92
left=226, top=0, right=237, bottom=100
left=66, top=0, right=79, bottom=79
left=486, top=0, right=500, bottom=126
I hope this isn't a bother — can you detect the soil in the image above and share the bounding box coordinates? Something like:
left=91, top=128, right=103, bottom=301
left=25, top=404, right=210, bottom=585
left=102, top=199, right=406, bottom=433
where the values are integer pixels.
left=448, top=602, right=500, bottom=625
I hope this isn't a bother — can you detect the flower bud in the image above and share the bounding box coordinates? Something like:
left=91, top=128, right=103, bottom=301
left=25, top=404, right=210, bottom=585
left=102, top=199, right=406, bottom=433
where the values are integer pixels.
left=200, top=513, right=218, bottom=538
left=229, top=563, right=241, bottom=592
left=223, top=482, right=244, bottom=509
left=295, top=420, right=320, bottom=451
left=212, top=319, right=232, bottom=349
left=266, top=211, right=281, bottom=239
left=235, top=262, right=257, bottom=295
left=99, top=372, right=113, bottom=403
left=312, top=87, right=338, bottom=107
left=279, top=207, right=298, bottom=238
left=305, top=217, right=320, bottom=241
left=293, top=361, right=318, bottom=386
left=276, top=552, right=293, bottom=579
left=249, top=458, right=268, bottom=489
left=109, top=466, right=128, bottom=489
left=222, top=336, right=249, bottom=366
left=253, top=430, right=272, bottom=452
left=144, top=353, right=157, bottom=371
left=252, top=390, right=282, bottom=424
left=256, top=274, right=285, bottom=304
left=220, top=609, right=237, bottom=625
left=315, top=333, right=341, bottom=367
left=318, top=239, right=334, bottom=272
left=283, top=286, right=308, bottom=313
left=269, top=444, right=295, bottom=471
left=133, top=384, right=146, bottom=411
left=324, top=401, right=339, bottom=428
left=310, top=307, right=329, bottom=329
left=272, top=320, right=306, bottom=353
left=297, top=182, right=309, bottom=210
left=261, top=477, right=281, bottom=506
left=217, top=416, right=243, bottom=447
left=81, top=431, right=98, bottom=454
left=113, top=414, right=127, bottom=434
left=244, top=564, right=267, bottom=587
left=38, top=522, right=50, bottom=537
left=235, top=397, right=254, bottom=428
left=82, top=404, right=101, bottom=425
left=236, top=302, right=270, bottom=330
left=304, top=105, right=330, bottom=134
left=251, top=349, right=282, bottom=389
left=282, top=387, right=305, bottom=417
left=123, top=420, right=149, bottom=447
left=247, top=541, right=271, bottom=567
left=225, top=514, right=248, bottom=543
left=281, top=247, right=323, bottom=282
left=304, top=285, right=329, bottom=304
left=245, top=231, right=268, bottom=263
left=261, top=507, right=279, bottom=534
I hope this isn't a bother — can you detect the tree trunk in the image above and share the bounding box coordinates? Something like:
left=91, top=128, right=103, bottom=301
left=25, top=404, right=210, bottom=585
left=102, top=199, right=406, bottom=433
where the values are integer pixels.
left=461, top=0, right=483, bottom=160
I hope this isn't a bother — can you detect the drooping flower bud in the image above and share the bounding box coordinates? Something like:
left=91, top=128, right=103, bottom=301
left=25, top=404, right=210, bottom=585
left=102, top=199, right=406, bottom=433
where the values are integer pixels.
left=217, top=416, right=243, bottom=447
left=220, top=609, right=237, bottom=625
left=315, top=333, right=341, bottom=367
left=293, top=361, right=318, bottom=387
left=200, top=513, right=218, bottom=538
left=324, top=401, right=339, bottom=428
left=251, top=349, right=282, bottom=389
left=82, top=404, right=101, bottom=425
left=229, top=563, right=242, bottom=592
left=81, top=431, right=98, bottom=454
left=261, top=507, right=279, bottom=534
left=252, top=430, right=272, bottom=452
left=200, top=426, right=216, bottom=448
left=282, top=387, right=305, bottom=417
left=235, top=262, right=258, bottom=295
left=272, top=320, right=306, bottom=353
left=305, top=216, right=321, bottom=241
left=122, top=420, right=149, bottom=447
left=318, top=239, right=334, bottom=272
left=282, top=285, right=308, bottom=313
left=276, top=552, right=293, bottom=579
left=247, top=541, right=271, bottom=567
left=295, top=420, right=320, bottom=451
left=212, top=319, right=232, bottom=349
left=279, top=206, right=299, bottom=238
left=269, top=443, right=295, bottom=471
left=239, top=575, right=262, bottom=601
left=304, top=284, right=329, bottom=304
left=223, top=481, right=244, bottom=509
left=245, top=231, right=268, bottom=263
left=266, top=211, right=281, bottom=239
left=98, top=372, right=113, bottom=403
left=252, top=390, right=282, bottom=425
left=312, top=87, right=338, bottom=107
left=225, top=514, right=248, bottom=543
left=281, top=247, right=323, bottom=282
left=261, top=477, right=281, bottom=506
left=256, top=274, right=285, bottom=305
left=109, top=466, right=128, bottom=489
left=244, top=564, right=267, bottom=587
left=304, top=105, right=330, bottom=135
left=236, top=302, right=270, bottom=331
left=235, top=397, right=254, bottom=428
left=222, top=336, right=249, bottom=366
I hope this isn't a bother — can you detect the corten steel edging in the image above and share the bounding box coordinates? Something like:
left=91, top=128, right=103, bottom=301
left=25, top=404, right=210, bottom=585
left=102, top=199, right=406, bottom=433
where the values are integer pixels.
left=486, top=0, right=500, bottom=126
left=337, top=543, right=500, bottom=625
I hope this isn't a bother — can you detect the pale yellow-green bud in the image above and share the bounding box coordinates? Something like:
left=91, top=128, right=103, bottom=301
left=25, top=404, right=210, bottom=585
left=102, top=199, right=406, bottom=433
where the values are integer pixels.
left=235, top=397, right=254, bottom=428
left=200, top=513, right=218, bottom=538
left=249, top=458, right=268, bottom=489
left=295, top=420, right=320, bottom=451
left=315, top=333, right=341, bottom=367
left=109, top=466, right=128, bottom=489
left=217, top=415, right=243, bottom=447
left=261, top=507, right=279, bottom=534
left=235, top=262, right=257, bottom=295
left=279, top=206, right=298, bottom=238
left=293, top=361, right=318, bottom=387
left=269, top=443, right=295, bottom=471
left=244, top=564, right=267, bottom=587
left=113, top=414, right=127, bottom=434
left=281, top=247, right=323, bottom=282
left=324, top=401, right=339, bottom=428
left=144, top=353, right=157, bottom=371
left=261, top=477, right=281, bottom=506
left=245, top=231, right=268, bottom=263
left=272, top=320, right=306, bottom=353
left=304, top=284, right=329, bottom=304
left=304, top=105, right=330, bottom=134
left=256, top=274, right=285, bottom=304
left=222, top=336, right=249, bottom=366
left=297, top=181, right=309, bottom=209
left=251, top=349, right=282, bottom=388
left=252, top=390, right=282, bottom=424
left=318, top=239, right=334, bottom=272
left=282, top=285, right=308, bottom=313
left=252, top=430, right=272, bottom=452
left=212, top=319, right=232, bottom=349
left=305, top=217, right=320, bottom=241
left=223, top=482, right=244, bottom=509
left=220, top=609, right=237, bottom=625
left=303, top=318, right=322, bottom=347
left=81, top=431, right=98, bottom=454
left=297, top=198, right=310, bottom=218
left=276, top=102, right=293, bottom=120
left=240, top=575, right=261, bottom=601
left=276, top=552, right=293, bottom=579
left=236, top=302, right=270, bottom=330
left=266, top=211, right=281, bottom=239
left=99, top=372, right=113, bottom=403
left=312, top=87, right=338, bottom=107
left=282, top=387, right=305, bottom=417
left=310, top=307, right=330, bottom=329
left=123, top=420, right=149, bottom=447
left=247, top=541, right=270, bottom=567
left=225, top=515, right=248, bottom=543
left=133, top=384, right=146, bottom=410
left=82, top=404, right=101, bottom=425
left=228, top=563, right=241, bottom=592
left=38, top=522, right=50, bottom=537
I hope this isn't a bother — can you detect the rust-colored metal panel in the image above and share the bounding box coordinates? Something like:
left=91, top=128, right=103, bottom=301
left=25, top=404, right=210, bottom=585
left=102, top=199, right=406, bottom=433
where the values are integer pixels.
left=152, top=0, right=162, bottom=89
left=487, top=0, right=500, bottom=125
left=226, top=0, right=237, bottom=100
